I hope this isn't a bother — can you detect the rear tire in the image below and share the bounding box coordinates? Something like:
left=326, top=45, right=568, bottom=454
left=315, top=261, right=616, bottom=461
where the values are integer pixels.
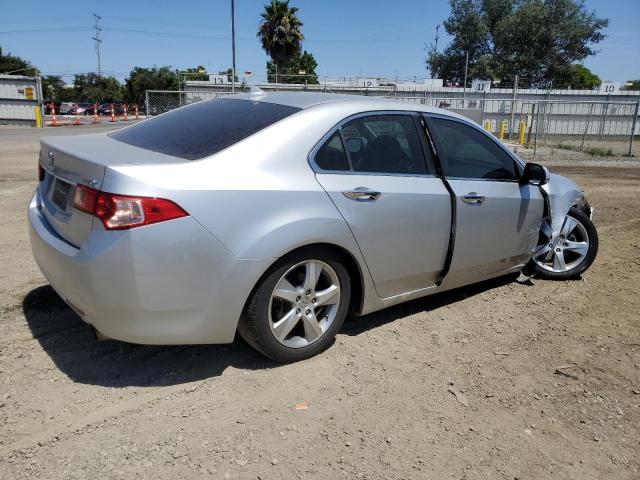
left=238, top=247, right=351, bottom=363
left=527, top=207, right=598, bottom=280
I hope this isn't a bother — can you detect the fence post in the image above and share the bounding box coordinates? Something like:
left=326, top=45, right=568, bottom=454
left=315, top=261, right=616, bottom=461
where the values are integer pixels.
left=509, top=75, right=518, bottom=141
left=580, top=102, right=595, bottom=151
left=526, top=103, right=535, bottom=146
left=534, top=102, right=540, bottom=155
left=629, top=100, right=640, bottom=157
left=599, top=101, right=609, bottom=139
left=145, top=91, right=149, bottom=117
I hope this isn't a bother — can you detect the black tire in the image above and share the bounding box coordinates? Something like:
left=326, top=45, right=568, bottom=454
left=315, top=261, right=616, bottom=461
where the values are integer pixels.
left=527, top=207, right=598, bottom=280
left=238, top=247, right=351, bottom=363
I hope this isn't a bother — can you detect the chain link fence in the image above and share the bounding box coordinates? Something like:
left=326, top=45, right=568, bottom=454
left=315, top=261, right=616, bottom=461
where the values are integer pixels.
left=395, top=97, right=639, bottom=156
left=145, top=90, right=235, bottom=116
left=146, top=89, right=640, bottom=157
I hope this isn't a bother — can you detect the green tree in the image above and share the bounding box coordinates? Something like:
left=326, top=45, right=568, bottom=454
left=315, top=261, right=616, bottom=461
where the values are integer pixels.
left=182, top=66, right=209, bottom=82
left=623, top=80, right=640, bottom=91
left=558, top=64, right=601, bottom=89
left=266, top=50, right=318, bottom=84
left=257, top=0, right=304, bottom=69
left=72, top=73, right=124, bottom=103
left=218, top=68, right=238, bottom=82
left=124, top=66, right=178, bottom=105
left=0, top=46, right=33, bottom=74
left=41, top=75, right=66, bottom=100
left=427, top=0, right=608, bottom=86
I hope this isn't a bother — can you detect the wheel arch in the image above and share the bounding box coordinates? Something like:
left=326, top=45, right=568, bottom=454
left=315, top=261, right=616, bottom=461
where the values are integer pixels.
left=240, top=242, right=366, bottom=325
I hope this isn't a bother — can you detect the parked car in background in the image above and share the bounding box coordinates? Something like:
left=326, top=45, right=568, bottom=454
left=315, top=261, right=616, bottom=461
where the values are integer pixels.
left=58, top=102, right=75, bottom=115
left=69, top=103, right=94, bottom=116
left=29, top=92, right=598, bottom=362
left=43, top=101, right=61, bottom=115
left=97, top=103, right=124, bottom=116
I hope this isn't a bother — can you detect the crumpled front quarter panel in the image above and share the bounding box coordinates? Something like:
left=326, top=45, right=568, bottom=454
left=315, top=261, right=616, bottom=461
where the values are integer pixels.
left=542, top=173, right=585, bottom=233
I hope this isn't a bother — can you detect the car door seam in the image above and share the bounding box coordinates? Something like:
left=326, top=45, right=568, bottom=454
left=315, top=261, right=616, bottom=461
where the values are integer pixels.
left=312, top=174, right=380, bottom=296
left=420, top=114, right=456, bottom=286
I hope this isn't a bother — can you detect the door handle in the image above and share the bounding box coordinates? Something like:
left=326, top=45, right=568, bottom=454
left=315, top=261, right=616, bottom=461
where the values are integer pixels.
left=461, top=192, right=485, bottom=205
left=342, top=189, right=381, bottom=201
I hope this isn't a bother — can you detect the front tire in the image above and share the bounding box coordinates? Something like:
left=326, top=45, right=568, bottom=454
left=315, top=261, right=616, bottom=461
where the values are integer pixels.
left=238, top=248, right=351, bottom=362
left=528, top=207, right=598, bottom=280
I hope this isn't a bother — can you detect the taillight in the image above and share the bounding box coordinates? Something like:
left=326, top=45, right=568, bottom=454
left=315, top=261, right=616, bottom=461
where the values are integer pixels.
left=73, top=185, right=188, bottom=230
left=38, top=164, right=44, bottom=182
left=73, top=184, right=100, bottom=213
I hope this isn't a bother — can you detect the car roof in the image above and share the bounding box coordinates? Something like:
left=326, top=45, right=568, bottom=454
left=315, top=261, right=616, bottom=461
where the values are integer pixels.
left=226, top=91, right=466, bottom=120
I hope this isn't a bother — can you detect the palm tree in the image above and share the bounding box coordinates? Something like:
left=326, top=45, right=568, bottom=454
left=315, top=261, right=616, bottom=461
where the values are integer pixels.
left=257, top=0, right=304, bottom=69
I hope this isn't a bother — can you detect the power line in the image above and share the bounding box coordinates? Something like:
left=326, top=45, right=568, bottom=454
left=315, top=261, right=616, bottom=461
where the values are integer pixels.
left=104, top=26, right=229, bottom=40
left=0, top=27, right=91, bottom=34
left=0, top=15, right=87, bottom=24
left=0, top=23, right=423, bottom=43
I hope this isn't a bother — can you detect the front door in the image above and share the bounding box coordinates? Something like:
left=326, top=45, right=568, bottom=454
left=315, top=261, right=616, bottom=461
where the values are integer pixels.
left=425, top=115, right=544, bottom=284
left=312, top=113, right=452, bottom=298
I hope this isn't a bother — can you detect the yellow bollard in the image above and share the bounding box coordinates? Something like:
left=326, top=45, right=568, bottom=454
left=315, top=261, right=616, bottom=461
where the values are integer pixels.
left=518, top=121, right=526, bottom=145
left=484, top=120, right=491, bottom=131
left=498, top=120, right=506, bottom=140
left=34, top=105, right=42, bottom=128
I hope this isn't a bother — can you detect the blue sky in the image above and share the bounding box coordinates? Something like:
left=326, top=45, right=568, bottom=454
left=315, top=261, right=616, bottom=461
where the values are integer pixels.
left=0, top=0, right=638, bottom=83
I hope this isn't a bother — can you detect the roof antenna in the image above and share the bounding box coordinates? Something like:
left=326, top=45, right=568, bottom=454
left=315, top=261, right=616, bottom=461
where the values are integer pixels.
left=248, top=85, right=266, bottom=97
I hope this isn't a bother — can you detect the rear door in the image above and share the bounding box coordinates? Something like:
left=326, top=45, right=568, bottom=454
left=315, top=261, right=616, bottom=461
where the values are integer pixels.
left=424, top=114, right=544, bottom=284
left=312, top=112, right=451, bottom=298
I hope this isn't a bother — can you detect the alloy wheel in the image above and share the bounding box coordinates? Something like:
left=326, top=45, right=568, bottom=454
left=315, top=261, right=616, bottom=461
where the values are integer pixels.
left=268, top=260, right=341, bottom=348
left=532, top=214, right=590, bottom=273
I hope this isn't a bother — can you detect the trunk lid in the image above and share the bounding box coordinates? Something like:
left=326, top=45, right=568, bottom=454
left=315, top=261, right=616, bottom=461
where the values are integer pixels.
left=38, top=133, right=184, bottom=247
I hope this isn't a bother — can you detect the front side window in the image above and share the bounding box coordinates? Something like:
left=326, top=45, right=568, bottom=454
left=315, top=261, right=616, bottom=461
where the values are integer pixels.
left=427, top=117, right=517, bottom=180
left=110, top=99, right=301, bottom=160
left=340, top=115, right=427, bottom=175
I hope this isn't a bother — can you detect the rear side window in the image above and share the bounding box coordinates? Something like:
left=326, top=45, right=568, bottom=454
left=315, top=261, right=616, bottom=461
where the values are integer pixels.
left=314, top=131, right=350, bottom=171
left=109, top=99, right=301, bottom=160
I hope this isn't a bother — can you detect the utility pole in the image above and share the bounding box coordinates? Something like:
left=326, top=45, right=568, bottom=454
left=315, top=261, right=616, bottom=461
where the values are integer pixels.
left=230, top=0, right=236, bottom=93
left=92, top=14, right=102, bottom=80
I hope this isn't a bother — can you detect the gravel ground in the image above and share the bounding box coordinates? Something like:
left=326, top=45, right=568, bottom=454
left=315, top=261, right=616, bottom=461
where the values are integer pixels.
left=1, top=126, right=639, bottom=479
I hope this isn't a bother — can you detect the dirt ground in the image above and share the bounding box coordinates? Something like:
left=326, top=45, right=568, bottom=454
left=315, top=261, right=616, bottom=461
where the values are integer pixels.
left=1, top=125, right=639, bottom=480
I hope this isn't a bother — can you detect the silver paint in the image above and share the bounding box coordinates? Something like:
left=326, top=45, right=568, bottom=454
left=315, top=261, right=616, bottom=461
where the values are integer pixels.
left=29, top=92, right=590, bottom=345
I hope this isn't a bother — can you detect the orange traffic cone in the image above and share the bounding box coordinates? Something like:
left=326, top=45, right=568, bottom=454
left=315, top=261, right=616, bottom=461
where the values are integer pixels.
left=92, top=103, right=99, bottom=123
left=74, top=104, right=81, bottom=125
left=134, top=104, right=139, bottom=120
left=123, top=104, right=128, bottom=121
left=50, top=103, right=57, bottom=127
left=110, top=103, right=116, bottom=122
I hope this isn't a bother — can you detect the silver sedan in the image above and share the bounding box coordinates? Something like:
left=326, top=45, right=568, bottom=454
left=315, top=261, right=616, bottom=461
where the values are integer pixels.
left=29, top=92, right=598, bottom=362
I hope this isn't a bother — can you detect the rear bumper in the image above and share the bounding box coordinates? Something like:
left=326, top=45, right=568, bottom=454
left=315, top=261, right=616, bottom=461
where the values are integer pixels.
left=28, top=190, right=272, bottom=345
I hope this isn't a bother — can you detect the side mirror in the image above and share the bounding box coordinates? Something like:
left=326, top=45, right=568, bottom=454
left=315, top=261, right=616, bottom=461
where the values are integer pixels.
left=346, top=137, right=363, bottom=154
left=522, top=162, right=550, bottom=186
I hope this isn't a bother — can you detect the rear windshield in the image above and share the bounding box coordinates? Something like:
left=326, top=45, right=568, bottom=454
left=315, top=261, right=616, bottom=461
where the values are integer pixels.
left=109, top=98, right=301, bottom=160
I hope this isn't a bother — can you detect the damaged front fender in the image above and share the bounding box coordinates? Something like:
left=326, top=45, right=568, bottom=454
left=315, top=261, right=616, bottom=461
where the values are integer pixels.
left=541, top=173, right=589, bottom=235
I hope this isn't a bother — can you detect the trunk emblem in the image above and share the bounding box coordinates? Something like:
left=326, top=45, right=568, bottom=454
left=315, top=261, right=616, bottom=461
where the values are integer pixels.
left=82, top=178, right=99, bottom=188
left=47, top=151, right=54, bottom=169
